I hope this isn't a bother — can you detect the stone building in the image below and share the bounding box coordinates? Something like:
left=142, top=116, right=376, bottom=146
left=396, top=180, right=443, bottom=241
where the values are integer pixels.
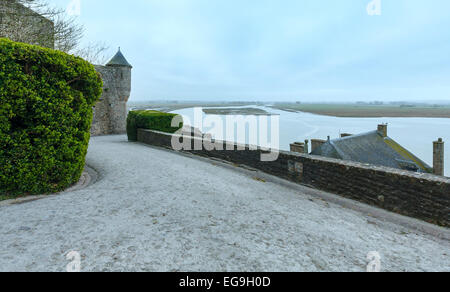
left=91, top=49, right=133, bottom=136
left=0, top=0, right=54, bottom=48
left=306, top=124, right=445, bottom=175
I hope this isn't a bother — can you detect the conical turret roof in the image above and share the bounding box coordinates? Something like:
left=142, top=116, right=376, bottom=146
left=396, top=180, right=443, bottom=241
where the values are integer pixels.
left=106, top=48, right=132, bottom=68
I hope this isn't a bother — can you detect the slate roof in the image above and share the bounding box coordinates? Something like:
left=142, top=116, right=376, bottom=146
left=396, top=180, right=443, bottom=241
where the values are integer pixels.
left=106, top=48, right=132, bottom=68
left=310, top=130, right=433, bottom=173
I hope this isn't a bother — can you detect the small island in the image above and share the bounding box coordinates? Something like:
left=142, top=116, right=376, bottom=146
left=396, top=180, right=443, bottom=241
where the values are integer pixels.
left=202, top=107, right=276, bottom=116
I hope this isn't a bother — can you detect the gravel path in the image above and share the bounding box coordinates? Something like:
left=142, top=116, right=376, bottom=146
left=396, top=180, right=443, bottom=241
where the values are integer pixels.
left=0, top=135, right=449, bottom=272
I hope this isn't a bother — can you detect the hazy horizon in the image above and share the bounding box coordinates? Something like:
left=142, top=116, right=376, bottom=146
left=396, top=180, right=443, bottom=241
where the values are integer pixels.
left=128, top=99, right=450, bottom=105
left=48, top=0, right=450, bottom=103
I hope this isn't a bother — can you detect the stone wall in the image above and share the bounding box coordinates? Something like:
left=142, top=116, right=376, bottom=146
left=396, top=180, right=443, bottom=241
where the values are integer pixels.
left=137, top=129, right=450, bottom=227
left=0, top=0, right=54, bottom=48
left=92, top=65, right=131, bottom=136
left=0, top=2, right=130, bottom=136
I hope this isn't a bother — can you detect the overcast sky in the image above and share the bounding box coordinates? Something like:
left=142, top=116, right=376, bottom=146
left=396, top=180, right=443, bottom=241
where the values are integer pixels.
left=49, top=0, right=450, bottom=102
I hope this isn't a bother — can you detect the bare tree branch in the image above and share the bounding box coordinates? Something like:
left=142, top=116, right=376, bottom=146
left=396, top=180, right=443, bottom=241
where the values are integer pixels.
left=0, top=0, right=109, bottom=64
left=75, top=42, right=110, bottom=65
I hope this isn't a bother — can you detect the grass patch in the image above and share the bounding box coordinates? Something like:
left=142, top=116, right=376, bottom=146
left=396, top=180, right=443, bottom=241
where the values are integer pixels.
left=270, top=103, right=450, bottom=118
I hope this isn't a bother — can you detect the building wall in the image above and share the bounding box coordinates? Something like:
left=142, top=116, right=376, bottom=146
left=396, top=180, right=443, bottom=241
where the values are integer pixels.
left=137, top=129, right=450, bottom=227
left=92, top=65, right=131, bottom=136
left=0, top=2, right=130, bottom=136
left=0, top=0, right=54, bottom=48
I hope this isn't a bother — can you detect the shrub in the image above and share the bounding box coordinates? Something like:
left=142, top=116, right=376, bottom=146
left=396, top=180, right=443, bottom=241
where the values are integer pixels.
left=127, top=110, right=183, bottom=141
left=0, top=38, right=103, bottom=196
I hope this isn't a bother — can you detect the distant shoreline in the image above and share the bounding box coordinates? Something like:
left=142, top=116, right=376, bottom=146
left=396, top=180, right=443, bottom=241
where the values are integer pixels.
left=269, top=104, right=450, bottom=118
left=128, top=102, right=450, bottom=118
left=128, top=102, right=258, bottom=113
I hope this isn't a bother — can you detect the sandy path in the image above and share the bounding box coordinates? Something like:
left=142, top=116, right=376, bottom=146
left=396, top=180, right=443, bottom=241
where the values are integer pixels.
left=0, top=135, right=448, bottom=272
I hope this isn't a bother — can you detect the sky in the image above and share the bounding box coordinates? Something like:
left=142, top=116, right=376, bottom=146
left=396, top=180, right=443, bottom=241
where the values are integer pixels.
left=48, top=0, right=450, bottom=102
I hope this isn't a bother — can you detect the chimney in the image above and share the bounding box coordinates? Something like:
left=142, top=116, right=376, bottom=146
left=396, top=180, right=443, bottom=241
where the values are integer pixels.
left=378, top=124, right=388, bottom=138
left=304, top=140, right=309, bottom=154
left=290, top=142, right=305, bottom=154
left=433, top=138, right=444, bottom=176
left=311, top=139, right=327, bottom=152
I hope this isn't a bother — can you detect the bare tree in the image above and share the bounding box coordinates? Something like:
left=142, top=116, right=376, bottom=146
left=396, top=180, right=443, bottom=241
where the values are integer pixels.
left=0, top=0, right=108, bottom=64
left=74, top=42, right=110, bottom=64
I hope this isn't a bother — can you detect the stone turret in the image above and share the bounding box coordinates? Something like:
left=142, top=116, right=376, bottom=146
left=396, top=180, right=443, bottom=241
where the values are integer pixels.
left=92, top=48, right=132, bottom=136
left=106, top=48, right=132, bottom=100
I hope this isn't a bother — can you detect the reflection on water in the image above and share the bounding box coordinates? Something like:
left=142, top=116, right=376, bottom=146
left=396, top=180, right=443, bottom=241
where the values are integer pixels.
left=172, top=106, right=450, bottom=176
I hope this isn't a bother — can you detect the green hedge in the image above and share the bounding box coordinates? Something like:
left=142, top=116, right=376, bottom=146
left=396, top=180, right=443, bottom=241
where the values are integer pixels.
left=0, top=38, right=103, bottom=196
left=127, top=110, right=183, bottom=141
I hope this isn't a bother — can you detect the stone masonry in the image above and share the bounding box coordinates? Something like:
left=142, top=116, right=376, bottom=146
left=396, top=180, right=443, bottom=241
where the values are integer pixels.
left=137, top=129, right=450, bottom=227
left=0, top=0, right=54, bottom=48
left=433, top=138, right=445, bottom=176
left=91, top=49, right=132, bottom=136
left=0, top=2, right=131, bottom=136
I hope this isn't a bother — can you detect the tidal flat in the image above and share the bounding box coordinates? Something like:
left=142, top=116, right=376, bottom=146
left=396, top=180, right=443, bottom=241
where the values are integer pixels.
left=269, top=103, right=450, bottom=118
left=202, top=108, right=275, bottom=116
